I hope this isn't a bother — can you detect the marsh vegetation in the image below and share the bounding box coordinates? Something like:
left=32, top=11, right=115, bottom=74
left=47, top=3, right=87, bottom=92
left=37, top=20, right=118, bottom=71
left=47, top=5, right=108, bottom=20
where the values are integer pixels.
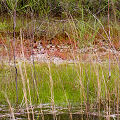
left=0, top=0, right=120, bottom=119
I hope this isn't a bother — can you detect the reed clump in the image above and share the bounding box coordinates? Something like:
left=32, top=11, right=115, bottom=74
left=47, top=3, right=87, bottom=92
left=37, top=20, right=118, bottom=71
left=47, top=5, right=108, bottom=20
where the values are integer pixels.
left=0, top=62, right=119, bottom=110
left=0, top=0, right=120, bottom=119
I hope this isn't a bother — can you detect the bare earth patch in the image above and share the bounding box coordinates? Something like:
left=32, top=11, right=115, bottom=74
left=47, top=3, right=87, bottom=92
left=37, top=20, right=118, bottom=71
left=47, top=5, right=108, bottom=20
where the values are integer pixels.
left=0, top=36, right=120, bottom=64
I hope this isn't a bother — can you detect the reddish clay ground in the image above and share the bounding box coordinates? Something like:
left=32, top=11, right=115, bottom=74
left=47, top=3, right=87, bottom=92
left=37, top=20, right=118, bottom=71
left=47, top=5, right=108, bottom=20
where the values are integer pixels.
left=0, top=33, right=120, bottom=63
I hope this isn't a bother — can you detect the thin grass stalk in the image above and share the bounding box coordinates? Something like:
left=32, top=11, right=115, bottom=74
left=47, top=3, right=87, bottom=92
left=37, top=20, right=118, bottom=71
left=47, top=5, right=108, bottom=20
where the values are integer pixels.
left=64, top=31, right=76, bottom=62
left=81, top=7, right=85, bottom=41
left=115, top=75, right=119, bottom=120
left=37, top=103, right=45, bottom=120
left=20, top=29, right=35, bottom=120
left=117, top=44, right=120, bottom=120
left=19, top=62, right=30, bottom=120
left=107, top=0, right=112, bottom=118
left=93, top=64, right=101, bottom=116
left=114, top=62, right=120, bottom=120
left=116, top=91, right=119, bottom=120
left=23, top=20, right=44, bottom=118
left=48, top=62, right=57, bottom=120
left=108, top=0, right=111, bottom=80
left=30, top=64, right=38, bottom=99
left=85, top=69, right=90, bottom=118
left=30, top=8, right=39, bottom=102
left=67, top=13, right=78, bottom=48
left=57, top=69, right=73, bottom=120
left=86, top=9, right=115, bottom=51
left=4, top=93, right=15, bottom=120
left=78, top=63, right=84, bottom=116
left=105, top=79, right=110, bottom=120
left=87, top=2, right=119, bottom=67
left=101, top=65, right=111, bottom=119
left=101, top=65, right=108, bottom=99
left=29, top=62, right=45, bottom=120
left=76, top=63, right=88, bottom=114
left=106, top=83, right=111, bottom=120
left=13, top=0, right=18, bottom=104
left=111, top=0, right=117, bottom=24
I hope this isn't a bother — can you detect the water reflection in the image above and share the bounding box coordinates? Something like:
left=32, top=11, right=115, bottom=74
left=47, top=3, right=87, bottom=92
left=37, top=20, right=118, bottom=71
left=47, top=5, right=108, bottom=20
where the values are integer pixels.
left=0, top=104, right=116, bottom=120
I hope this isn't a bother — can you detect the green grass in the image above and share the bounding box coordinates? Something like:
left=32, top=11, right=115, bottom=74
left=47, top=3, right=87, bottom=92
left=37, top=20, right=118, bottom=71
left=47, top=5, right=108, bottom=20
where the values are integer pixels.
left=0, top=62, right=119, bottom=109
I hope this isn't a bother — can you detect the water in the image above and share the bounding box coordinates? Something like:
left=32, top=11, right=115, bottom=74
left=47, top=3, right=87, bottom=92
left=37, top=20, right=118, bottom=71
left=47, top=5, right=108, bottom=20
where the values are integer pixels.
left=0, top=104, right=116, bottom=120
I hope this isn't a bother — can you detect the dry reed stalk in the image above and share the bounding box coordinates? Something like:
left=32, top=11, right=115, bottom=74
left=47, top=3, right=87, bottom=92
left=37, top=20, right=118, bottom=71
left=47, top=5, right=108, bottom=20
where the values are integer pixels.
left=116, top=92, right=119, bottom=120
left=29, top=9, right=38, bottom=103
left=85, top=68, right=90, bottom=119
left=76, top=63, right=87, bottom=105
left=18, top=62, right=30, bottom=120
left=67, top=14, right=78, bottom=48
left=4, top=93, right=15, bottom=120
left=101, top=66, right=108, bottom=98
left=107, top=1, right=111, bottom=119
left=26, top=40, right=44, bottom=120
left=29, top=62, right=44, bottom=120
left=111, top=0, right=117, bottom=24
left=12, top=0, right=18, bottom=104
left=21, top=31, right=44, bottom=120
left=30, top=64, right=45, bottom=120
left=115, top=82, right=119, bottom=120
left=108, top=0, right=111, bottom=80
left=114, top=66, right=119, bottom=120
left=93, top=65, right=101, bottom=116
left=101, top=65, right=111, bottom=119
left=106, top=88, right=111, bottom=120
left=73, top=62, right=89, bottom=117
left=78, top=64, right=84, bottom=117
left=48, top=62, right=57, bottom=120
left=87, top=8, right=118, bottom=57
left=20, top=29, right=35, bottom=120
left=30, top=64, right=39, bottom=99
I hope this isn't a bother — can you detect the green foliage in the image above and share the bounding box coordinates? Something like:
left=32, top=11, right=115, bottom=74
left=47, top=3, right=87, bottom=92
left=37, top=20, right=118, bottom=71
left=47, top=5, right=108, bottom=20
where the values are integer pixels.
left=0, top=21, right=7, bottom=30
left=0, top=0, right=119, bottom=20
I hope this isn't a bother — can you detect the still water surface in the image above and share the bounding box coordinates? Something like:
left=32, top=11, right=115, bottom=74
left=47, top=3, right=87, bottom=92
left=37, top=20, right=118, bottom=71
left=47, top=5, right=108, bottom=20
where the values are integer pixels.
left=0, top=104, right=116, bottom=120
